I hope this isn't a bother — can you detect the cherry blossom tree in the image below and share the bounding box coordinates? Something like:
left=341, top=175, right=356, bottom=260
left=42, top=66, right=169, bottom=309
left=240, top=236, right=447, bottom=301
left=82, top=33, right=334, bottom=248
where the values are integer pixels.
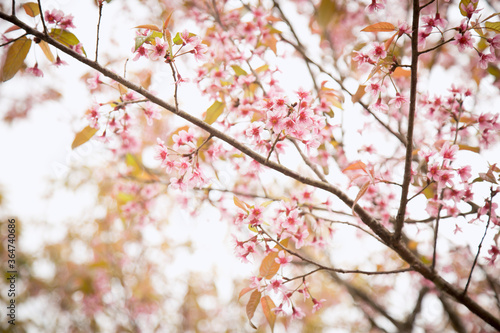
left=1, top=0, right=500, bottom=331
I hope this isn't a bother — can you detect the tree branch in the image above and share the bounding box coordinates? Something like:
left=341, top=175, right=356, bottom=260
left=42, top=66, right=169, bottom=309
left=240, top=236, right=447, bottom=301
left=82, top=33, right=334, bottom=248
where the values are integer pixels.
left=393, top=0, right=421, bottom=241
left=1, top=11, right=499, bottom=330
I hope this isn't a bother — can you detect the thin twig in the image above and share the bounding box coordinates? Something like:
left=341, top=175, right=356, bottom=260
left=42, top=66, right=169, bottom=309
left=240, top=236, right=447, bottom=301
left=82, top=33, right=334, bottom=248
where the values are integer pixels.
left=0, top=33, right=27, bottom=47
left=463, top=191, right=495, bottom=295
left=95, top=0, right=103, bottom=62
left=272, top=0, right=319, bottom=92
left=290, top=138, right=327, bottom=182
left=37, top=0, right=48, bottom=35
left=262, top=227, right=411, bottom=276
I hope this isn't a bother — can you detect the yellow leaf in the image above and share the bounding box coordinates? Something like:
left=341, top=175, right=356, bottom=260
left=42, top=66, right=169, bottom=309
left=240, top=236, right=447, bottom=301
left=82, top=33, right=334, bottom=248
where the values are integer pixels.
left=459, top=0, right=478, bottom=17
left=361, top=22, right=396, bottom=32
left=231, top=65, right=248, bottom=76
left=458, top=144, right=480, bottom=153
left=485, top=21, right=500, bottom=33
left=261, top=296, right=277, bottom=332
left=317, top=0, right=336, bottom=28
left=234, top=195, right=249, bottom=213
left=49, top=28, right=87, bottom=56
left=38, top=41, right=55, bottom=63
left=255, top=64, right=269, bottom=73
left=22, top=2, right=40, bottom=17
left=1, top=37, right=32, bottom=82
left=246, top=290, right=261, bottom=326
left=71, top=126, right=98, bottom=149
left=204, top=100, right=225, bottom=125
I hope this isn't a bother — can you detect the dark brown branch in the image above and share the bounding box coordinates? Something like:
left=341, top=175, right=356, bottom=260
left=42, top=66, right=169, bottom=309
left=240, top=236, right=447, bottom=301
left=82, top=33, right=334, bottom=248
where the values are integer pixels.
left=279, top=35, right=408, bottom=146
left=432, top=204, right=444, bottom=272
left=1, top=11, right=499, bottom=330
left=393, top=0, right=421, bottom=241
left=439, top=295, right=467, bottom=333
left=36, top=0, right=48, bottom=35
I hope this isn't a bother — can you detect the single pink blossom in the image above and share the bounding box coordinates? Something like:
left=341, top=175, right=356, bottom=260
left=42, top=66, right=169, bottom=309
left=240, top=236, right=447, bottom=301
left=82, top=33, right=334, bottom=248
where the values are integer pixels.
left=149, top=37, right=168, bottom=61
left=388, top=93, right=409, bottom=108
left=453, top=31, right=473, bottom=52
left=26, top=63, right=43, bottom=77
left=275, top=250, right=293, bottom=265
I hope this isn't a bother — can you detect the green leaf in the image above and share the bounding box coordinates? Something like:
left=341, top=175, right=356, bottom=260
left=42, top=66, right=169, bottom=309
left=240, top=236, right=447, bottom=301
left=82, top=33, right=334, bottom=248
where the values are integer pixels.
left=485, top=21, right=500, bottom=33
left=22, top=2, right=40, bottom=17
left=261, top=296, right=277, bottom=332
left=71, top=126, right=98, bottom=149
left=1, top=37, right=32, bottom=82
left=173, top=31, right=196, bottom=45
left=204, top=101, right=225, bottom=125
left=50, top=29, right=87, bottom=56
left=231, top=65, right=248, bottom=76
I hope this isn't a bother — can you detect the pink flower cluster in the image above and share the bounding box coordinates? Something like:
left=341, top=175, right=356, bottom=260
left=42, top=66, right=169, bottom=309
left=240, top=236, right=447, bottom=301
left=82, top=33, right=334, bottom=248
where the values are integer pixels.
left=155, top=131, right=209, bottom=191
left=44, top=9, right=76, bottom=29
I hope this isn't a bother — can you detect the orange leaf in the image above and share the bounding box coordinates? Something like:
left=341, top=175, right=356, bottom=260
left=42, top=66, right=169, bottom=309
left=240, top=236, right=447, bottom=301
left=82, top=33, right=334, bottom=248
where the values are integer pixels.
left=22, top=2, right=40, bottom=17
left=5, top=25, right=21, bottom=33
left=134, top=24, right=162, bottom=32
left=262, top=34, right=278, bottom=54
left=342, top=161, right=367, bottom=173
left=239, top=287, right=255, bottom=301
left=361, top=22, right=396, bottom=32
left=246, top=290, right=261, bottom=328
left=261, top=296, right=277, bottom=332
left=351, top=85, right=366, bottom=104
left=38, top=40, right=55, bottom=63
left=259, top=239, right=288, bottom=280
left=392, top=67, right=411, bottom=78
left=1, top=37, right=32, bottom=82
left=384, top=32, right=398, bottom=50
left=352, top=181, right=370, bottom=214
left=162, top=12, right=174, bottom=34
left=259, top=251, right=281, bottom=280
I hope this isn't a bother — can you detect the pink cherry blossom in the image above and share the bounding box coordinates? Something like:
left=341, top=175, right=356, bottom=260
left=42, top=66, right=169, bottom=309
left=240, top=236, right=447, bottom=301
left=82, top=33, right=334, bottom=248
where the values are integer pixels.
left=452, top=31, right=473, bottom=52
left=26, top=63, right=43, bottom=77
left=275, top=250, right=293, bottom=265
left=149, top=37, right=168, bottom=61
